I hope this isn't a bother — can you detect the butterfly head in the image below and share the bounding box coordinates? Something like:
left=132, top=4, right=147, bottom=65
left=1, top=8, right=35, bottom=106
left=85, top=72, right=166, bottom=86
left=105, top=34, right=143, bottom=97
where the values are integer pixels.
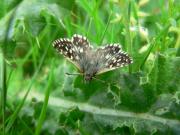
left=82, top=64, right=97, bottom=81
left=84, top=73, right=93, bottom=81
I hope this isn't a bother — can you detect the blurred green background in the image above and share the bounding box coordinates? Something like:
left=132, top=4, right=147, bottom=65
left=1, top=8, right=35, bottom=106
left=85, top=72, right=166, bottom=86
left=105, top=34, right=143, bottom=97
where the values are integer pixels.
left=0, top=0, right=180, bottom=135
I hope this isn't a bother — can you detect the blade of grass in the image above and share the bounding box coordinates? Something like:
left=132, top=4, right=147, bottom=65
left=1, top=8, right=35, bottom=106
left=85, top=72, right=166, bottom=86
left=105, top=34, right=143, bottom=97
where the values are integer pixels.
left=0, top=5, right=19, bottom=135
left=177, top=46, right=180, bottom=56
left=6, top=69, right=13, bottom=89
left=121, top=0, right=133, bottom=73
left=140, top=14, right=180, bottom=70
left=0, top=1, right=5, bottom=17
left=5, top=42, right=50, bottom=133
left=6, top=102, right=34, bottom=135
left=35, top=60, right=54, bottom=135
left=99, top=11, right=112, bottom=44
left=86, top=17, right=92, bottom=37
left=19, top=117, right=34, bottom=135
left=0, top=51, right=6, bottom=135
left=140, top=27, right=169, bottom=70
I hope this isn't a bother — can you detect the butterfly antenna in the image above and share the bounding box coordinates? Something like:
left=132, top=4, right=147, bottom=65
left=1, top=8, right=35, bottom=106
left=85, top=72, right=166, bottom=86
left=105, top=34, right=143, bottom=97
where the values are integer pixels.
left=92, top=77, right=106, bottom=84
left=92, top=77, right=118, bottom=86
left=65, top=72, right=82, bottom=76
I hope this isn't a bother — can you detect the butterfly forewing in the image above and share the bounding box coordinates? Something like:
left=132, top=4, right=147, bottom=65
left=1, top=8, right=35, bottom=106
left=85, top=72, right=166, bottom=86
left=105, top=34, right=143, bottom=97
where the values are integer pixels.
left=72, top=34, right=92, bottom=58
left=52, top=38, right=81, bottom=70
left=52, top=34, right=92, bottom=71
left=72, top=34, right=90, bottom=50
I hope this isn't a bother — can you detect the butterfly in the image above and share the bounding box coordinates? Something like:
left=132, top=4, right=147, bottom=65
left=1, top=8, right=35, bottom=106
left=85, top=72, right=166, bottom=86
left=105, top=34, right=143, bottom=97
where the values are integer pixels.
left=52, top=34, right=133, bottom=81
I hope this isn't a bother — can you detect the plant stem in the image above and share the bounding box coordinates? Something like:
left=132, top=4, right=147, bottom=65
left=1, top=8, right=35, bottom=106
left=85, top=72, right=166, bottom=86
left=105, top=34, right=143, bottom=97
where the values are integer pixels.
left=35, top=61, right=54, bottom=135
left=122, top=0, right=132, bottom=73
left=0, top=51, right=6, bottom=135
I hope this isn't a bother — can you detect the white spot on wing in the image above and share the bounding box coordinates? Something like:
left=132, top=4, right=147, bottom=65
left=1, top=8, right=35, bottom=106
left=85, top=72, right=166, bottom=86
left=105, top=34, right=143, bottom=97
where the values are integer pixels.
left=117, top=58, right=122, bottom=62
left=105, top=55, right=110, bottom=59
left=112, top=57, right=115, bottom=61
left=75, top=56, right=79, bottom=60
left=80, top=48, right=83, bottom=53
left=69, top=49, right=72, bottom=53
left=113, top=59, right=117, bottom=63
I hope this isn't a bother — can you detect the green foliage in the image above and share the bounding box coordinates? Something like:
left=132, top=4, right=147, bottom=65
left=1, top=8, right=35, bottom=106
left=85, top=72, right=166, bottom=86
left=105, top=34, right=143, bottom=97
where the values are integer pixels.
left=0, top=0, right=180, bottom=135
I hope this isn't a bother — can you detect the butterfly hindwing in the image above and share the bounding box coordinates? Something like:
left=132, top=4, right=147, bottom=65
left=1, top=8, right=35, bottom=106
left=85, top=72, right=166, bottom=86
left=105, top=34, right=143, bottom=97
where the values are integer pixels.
left=96, top=44, right=133, bottom=74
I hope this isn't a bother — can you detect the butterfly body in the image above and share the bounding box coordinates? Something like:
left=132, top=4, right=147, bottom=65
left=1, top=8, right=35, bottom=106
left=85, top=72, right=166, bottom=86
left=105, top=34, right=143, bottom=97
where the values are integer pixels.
left=53, top=34, right=133, bottom=81
left=78, top=49, right=103, bottom=81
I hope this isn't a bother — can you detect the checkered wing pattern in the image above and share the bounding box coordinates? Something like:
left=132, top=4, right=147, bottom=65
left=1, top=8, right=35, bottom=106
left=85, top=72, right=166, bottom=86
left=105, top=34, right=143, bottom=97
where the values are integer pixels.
left=96, top=44, right=133, bottom=74
left=53, top=34, right=133, bottom=80
left=52, top=34, right=91, bottom=71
